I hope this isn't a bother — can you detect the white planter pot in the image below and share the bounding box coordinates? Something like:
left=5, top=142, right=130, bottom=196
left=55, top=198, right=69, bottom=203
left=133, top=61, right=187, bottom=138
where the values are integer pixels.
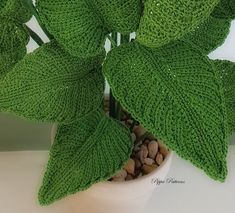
left=51, top=125, right=173, bottom=213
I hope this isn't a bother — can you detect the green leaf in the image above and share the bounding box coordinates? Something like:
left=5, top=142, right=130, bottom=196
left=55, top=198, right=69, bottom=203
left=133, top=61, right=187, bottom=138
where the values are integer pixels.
left=0, top=48, right=26, bottom=78
left=183, top=16, right=231, bottom=54
left=0, top=20, right=29, bottom=52
left=137, top=0, right=219, bottom=48
left=103, top=41, right=228, bottom=181
left=0, top=41, right=105, bottom=123
left=36, top=0, right=142, bottom=57
left=214, top=60, right=235, bottom=134
left=212, top=0, right=235, bottom=19
left=38, top=109, right=133, bottom=205
left=0, top=20, right=29, bottom=76
left=0, top=0, right=32, bottom=23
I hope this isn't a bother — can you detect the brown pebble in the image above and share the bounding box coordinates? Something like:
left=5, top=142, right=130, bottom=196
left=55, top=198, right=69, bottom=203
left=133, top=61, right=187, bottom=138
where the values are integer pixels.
left=124, top=159, right=135, bottom=175
left=143, top=139, right=150, bottom=145
left=156, top=153, right=163, bottom=165
left=126, top=174, right=133, bottom=181
left=113, top=169, right=127, bottom=179
left=134, top=158, right=142, bottom=169
left=131, top=133, right=136, bottom=142
left=142, top=164, right=158, bottom=175
left=144, top=158, right=155, bottom=166
left=133, top=125, right=146, bottom=137
left=139, top=145, right=148, bottom=163
left=148, top=140, right=159, bottom=159
left=158, top=142, right=169, bottom=157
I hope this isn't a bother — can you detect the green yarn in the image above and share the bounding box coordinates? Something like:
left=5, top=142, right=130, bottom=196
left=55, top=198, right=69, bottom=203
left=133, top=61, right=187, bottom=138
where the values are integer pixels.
left=212, top=0, right=235, bottom=19
left=0, top=0, right=32, bottom=23
left=137, top=0, right=219, bottom=48
left=103, top=41, right=228, bottom=181
left=0, top=41, right=106, bottom=123
left=183, top=16, right=231, bottom=54
left=38, top=109, right=133, bottom=205
left=214, top=60, right=235, bottom=134
left=36, top=0, right=142, bottom=58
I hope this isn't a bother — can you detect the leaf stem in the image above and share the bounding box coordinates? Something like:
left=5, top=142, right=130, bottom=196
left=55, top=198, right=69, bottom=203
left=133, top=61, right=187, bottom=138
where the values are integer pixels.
left=25, top=25, right=44, bottom=46
left=23, top=0, right=53, bottom=40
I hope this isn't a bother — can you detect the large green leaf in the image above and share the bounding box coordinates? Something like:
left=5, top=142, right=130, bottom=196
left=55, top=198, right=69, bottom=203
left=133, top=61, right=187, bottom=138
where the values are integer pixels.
left=212, top=0, right=235, bottom=19
left=38, top=109, right=133, bottom=205
left=137, top=0, right=219, bottom=48
left=0, top=0, right=32, bottom=23
left=214, top=60, right=235, bottom=134
left=103, top=41, right=228, bottom=181
left=36, top=0, right=142, bottom=57
left=0, top=41, right=105, bottom=123
left=183, top=16, right=231, bottom=54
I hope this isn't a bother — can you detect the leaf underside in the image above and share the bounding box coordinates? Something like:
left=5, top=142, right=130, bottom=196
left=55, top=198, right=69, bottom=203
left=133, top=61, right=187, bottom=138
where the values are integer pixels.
left=38, top=109, right=133, bottom=205
left=103, top=41, right=228, bottom=181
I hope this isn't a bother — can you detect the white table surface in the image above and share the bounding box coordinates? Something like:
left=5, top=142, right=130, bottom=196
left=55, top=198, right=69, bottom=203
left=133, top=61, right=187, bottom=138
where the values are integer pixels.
left=0, top=146, right=234, bottom=213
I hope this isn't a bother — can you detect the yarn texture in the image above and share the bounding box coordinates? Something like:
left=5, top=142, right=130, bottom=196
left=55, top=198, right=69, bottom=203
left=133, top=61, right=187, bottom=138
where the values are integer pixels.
left=0, top=0, right=30, bottom=77
left=0, top=0, right=234, bottom=207
left=214, top=60, right=235, bottom=134
left=103, top=41, right=228, bottom=181
left=0, top=41, right=105, bottom=123
left=137, top=0, right=219, bottom=48
left=36, top=0, right=142, bottom=57
left=38, top=109, right=133, bottom=205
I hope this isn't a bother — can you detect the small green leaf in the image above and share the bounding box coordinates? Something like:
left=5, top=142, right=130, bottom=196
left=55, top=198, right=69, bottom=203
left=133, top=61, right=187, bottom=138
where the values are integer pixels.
left=212, top=0, right=235, bottom=19
left=36, top=0, right=142, bottom=57
left=0, top=41, right=105, bottom=123
left=38, top=109, right=133, bottom=205
left=103, top=41, right=228, bottom=181
left=137, top=0, right=219, bottom=48
left=0, top=0, right=32, bottom=23
left=214, top=60, right=235, bottom=134
left=183, top=16, right=231, bottom=54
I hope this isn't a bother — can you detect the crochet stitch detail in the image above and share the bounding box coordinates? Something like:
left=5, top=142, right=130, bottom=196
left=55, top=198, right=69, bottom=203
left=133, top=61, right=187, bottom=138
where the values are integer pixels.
left=214, top=60, right=235, bottom=134
left=0, top=0, right=32, bottom=23
left=183, top=16, right=231, bottom=54
left=212, top=0, right=235, bottom=19
left=38, top=109, right=133, bottom=205
left=0, top=41, right=106, bottom=123
left=137, top=0, right=219, bottom=48
left=103, top=41, right=228, bottom=181
left=36, top=0, right=142, bottom=57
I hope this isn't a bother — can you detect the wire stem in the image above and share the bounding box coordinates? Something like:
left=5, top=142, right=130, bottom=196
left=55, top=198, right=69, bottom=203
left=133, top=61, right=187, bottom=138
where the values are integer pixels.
left=25, top=25, right=44, bottom=46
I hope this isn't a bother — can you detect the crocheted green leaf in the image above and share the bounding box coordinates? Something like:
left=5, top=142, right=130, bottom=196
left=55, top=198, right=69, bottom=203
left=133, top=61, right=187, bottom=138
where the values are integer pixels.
left=0, top=41, right=105, bottom=123
left=212, top=0, right=235, bottom=19
left=0, top=0, right=32, bottom=23
left=0, top=20, right=29, bottom=52
left=214, top=60, right=235, bottom=134
left=0, top=20, right=29, bottom=77
left=183, top=16, right=231, bottom=54
left=137, top=0, right=219, bottom=48
left=38, top=109, right=133, bottom=205
left=104, top=41, right=228, bottom=181
left=0, top=48, right=26, bottom=78
left=37, top=0, right=142, bottom=57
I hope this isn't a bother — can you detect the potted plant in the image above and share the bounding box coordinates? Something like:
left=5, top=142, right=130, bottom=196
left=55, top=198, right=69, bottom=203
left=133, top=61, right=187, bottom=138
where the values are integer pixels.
left=0, top=0, right=234, bottom=212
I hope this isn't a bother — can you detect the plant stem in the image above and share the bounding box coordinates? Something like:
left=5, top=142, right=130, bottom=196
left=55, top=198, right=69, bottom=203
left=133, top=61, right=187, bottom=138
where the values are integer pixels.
left=23, top=0, right=53, bottom=40
left=25, top=25, right=44, bottom=46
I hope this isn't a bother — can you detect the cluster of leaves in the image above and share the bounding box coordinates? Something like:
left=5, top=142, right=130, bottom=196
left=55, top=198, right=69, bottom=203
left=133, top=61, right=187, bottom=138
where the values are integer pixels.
left=0, top=0, right=234, bottom=206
